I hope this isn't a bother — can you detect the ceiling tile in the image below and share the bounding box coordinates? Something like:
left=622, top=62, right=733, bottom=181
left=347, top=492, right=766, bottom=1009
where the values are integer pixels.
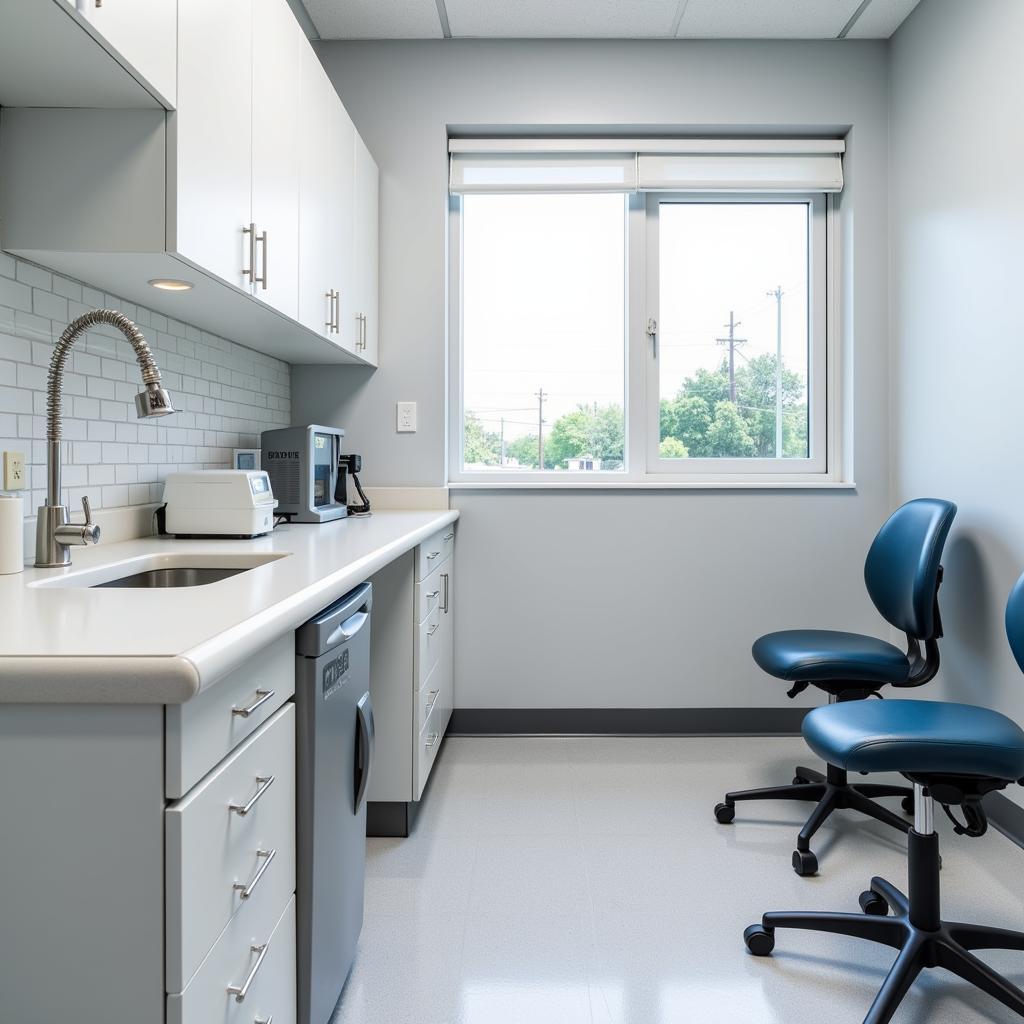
left=677, top=0, right=864, bottom=38
left=444, top=0, right=681, bottom=39
left=304, top=0, right=444, bottom=39
left=844, top=0, right=923, bottom=38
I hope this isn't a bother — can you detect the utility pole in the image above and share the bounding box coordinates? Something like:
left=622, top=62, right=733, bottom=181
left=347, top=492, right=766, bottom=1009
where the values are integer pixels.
left=535, top=388, right=547, bottom=469
left=716, top=311, right=747, bottom=404
left=500, top=416, right=506, bottom=466
left=767, top=286, right=784, bottom=457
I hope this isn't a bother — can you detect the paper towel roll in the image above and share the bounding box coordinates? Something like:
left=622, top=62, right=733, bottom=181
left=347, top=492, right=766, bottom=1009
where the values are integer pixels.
left=0, top=494, right=25, bottom=574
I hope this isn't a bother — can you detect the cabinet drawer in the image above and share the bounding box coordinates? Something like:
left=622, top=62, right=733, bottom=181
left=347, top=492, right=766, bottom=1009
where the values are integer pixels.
left=414, top=698, right=445, bottom=801
left=166, top=705, right=296, bottom=993
left=415, top=524, right=455, bottom=582
left=414, top=565, right=446, bottom=624
left=166, top=634, right=295, bottom=799
left=168, top=894, right=296, bottom=1024
left=416, top=660, right=448, bottom=735
left=415, top=606, right=442, bottom=688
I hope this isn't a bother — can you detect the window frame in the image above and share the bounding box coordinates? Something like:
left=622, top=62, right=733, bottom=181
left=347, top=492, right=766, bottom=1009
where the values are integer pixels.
left=447, top=189, right=842, bottom=488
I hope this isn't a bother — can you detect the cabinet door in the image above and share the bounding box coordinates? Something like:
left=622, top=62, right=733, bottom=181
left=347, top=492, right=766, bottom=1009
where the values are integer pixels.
left=297, top=48, right=333, bottom=338
left=437, top=556, right=454, bottom=732
left=331, top=100, right=358, bottom=355
left=175, top=0, right=252, bottom=290
left=251, top=0, right=301, bottom=319
left=78, top=0, right=178, bottom=105
left=353, top=132, right=379, bottom=365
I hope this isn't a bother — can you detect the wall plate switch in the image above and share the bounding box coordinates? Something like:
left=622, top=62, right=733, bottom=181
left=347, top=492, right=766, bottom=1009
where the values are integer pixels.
left=3, top=451, right=26, bottom=491
left=396, top=401, right=417, bottom=433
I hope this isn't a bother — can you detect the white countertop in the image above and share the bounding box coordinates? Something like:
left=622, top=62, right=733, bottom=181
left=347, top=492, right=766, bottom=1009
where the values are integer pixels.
left=0, top=509, right=458, bottom=704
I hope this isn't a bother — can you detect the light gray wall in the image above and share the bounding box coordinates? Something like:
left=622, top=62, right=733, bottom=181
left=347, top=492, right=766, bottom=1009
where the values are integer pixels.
left=890, top=0, right=1024, bottom=730
left=296, top=40, right=893, bottom=709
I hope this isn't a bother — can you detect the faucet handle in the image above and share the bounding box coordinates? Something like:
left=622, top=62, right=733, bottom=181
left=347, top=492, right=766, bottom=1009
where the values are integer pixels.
left=79, top=495, right=100, bottom=545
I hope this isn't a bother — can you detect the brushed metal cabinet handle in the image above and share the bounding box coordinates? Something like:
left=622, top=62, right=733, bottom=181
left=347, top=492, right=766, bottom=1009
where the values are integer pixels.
left=325, top=289, right=335, bottom=331
left=443, top=531, right=454, bottom=541
left=243, top=223, right=257, bottom=283
left=232, top=688, right=274, bottom=718
left=426, top=733, right=439, bottom=748
left=256, top=230, right=268, bottom=290
left=441, top=572, right=449, bottom=614
left=233, top=848, right=276, bottom=901
left=255, top=1017, right=274, bottom=1024
left=426, top=590, right=440, bottom=600
left=427, top=623, right=438, bottom=636
left=229, top=775, right=275, bottom=816
left=227, top=941, right=270, bottom=1002
left=334, top=290, right=340, bottom=332
left=425, top=689, right=438, bottom=715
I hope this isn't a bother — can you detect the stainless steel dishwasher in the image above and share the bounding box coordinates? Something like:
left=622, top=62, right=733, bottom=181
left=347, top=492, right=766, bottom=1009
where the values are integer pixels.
left=295, top=582, right=375, bottom=1024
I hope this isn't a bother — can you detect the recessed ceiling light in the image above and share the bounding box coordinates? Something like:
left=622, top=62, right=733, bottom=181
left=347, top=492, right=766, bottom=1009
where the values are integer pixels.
left=148, top=278, right=193, bottom=292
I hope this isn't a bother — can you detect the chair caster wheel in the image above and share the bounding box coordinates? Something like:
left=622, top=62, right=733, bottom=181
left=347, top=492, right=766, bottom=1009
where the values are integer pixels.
left=714, top=802, right=735, bottom=824
left=859, top=890, right=889, bottom=916
left=792, top=849, right=818, bottom=876
left=743, top=924, right=775, bottom=956
left=901, top=795, right=915, bottom=815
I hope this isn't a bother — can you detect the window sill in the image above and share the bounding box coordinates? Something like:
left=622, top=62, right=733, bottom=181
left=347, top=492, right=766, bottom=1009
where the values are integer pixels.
left=448, top=479, right=857, bottom=491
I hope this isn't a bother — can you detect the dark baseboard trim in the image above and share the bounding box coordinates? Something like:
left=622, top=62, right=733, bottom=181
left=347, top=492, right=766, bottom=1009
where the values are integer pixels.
left=448, top=707, right=809, bottom=736
left=366, top=798, right=422, bottom=838
left=986, top=792, right=1024, bottom=851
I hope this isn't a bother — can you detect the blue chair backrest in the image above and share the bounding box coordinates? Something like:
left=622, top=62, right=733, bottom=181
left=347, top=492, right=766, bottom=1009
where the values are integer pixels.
left=863, top=498, right=957, bottom=640
left=1006, top=573, right=1024, bottom=674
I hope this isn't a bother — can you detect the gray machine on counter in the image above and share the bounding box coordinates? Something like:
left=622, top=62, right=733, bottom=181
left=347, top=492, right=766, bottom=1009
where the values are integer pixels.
left=261, top=425, right=347, bottom=523
left=295, top=582, right=375, bottom=1024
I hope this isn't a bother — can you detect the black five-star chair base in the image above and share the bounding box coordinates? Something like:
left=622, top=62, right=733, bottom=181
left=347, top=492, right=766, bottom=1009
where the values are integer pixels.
left=744, top=829, right=1024, bottom=1024
left=715, top=762, right=914, bottom=875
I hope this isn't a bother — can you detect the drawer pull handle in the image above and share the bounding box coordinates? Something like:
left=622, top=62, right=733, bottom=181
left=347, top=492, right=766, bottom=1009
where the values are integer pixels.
left=426, top=590, right=440, bottom=600
left=255, top=1017, right=274, bottom=1024
left=229, top=775, right=275, bottom=817
left=426, top=732, right=439, bottom=748
left=426, top=550, right=440, bottom=560
left=227, top=941, right=270, bottom=1003
left=233, top=848, right=276, bottom=900
left=427, top=623, right=438, bottom=636
left=443, top=532, right=454, bottom=541
left=425, top=689, right=438, bottom=714
left=232, top=688, right=275, bottom=718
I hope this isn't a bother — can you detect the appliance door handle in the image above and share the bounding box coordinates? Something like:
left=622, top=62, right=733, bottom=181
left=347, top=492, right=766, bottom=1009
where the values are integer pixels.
left=325, top=609, right=368, bottom=647
left=355, top=692, right=375, bottom=812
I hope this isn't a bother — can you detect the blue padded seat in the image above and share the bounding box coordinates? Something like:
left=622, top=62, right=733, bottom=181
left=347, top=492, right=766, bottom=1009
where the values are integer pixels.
left=752, top=630, right=911, bottom=685
left=803, top=699, right=1024, bottom=781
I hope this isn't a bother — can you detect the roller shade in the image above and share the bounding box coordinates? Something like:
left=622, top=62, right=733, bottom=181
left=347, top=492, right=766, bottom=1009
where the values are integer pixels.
left=449, top=139, right=844, bottom=195
left=637, top=152, right=843, bottom=193
left=449, top=153, right=636, bottom=194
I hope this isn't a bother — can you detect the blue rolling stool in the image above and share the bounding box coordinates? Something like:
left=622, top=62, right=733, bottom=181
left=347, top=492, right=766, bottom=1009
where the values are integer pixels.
left=716, top=497, right=957, bottom=876
left=742, top=572, right=1024, bottom=1024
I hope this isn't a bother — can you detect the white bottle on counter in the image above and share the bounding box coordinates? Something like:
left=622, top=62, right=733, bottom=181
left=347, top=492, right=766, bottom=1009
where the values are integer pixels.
left=0, top=494, right=25, bottom=574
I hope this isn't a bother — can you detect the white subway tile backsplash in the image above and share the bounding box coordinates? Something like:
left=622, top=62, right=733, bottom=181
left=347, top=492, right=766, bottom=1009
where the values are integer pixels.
left=0, top=254, right=290, bottom=519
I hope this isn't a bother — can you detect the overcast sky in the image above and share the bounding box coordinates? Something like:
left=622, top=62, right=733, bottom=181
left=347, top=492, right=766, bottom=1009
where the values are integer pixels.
left=462, top=193, right=809, bottom=444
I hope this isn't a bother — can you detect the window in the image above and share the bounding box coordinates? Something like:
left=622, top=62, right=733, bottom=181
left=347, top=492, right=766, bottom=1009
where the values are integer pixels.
left=449, top=141, right=840, bottom=485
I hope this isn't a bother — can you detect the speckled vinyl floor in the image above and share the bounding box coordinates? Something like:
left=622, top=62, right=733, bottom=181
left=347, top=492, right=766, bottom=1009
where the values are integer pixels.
left=332, top=736, right=1024, bottom=1024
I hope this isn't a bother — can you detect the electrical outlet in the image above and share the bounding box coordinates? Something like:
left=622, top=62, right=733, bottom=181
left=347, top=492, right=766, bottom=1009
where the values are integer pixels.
left=396, top=401, right=417, bottom=433
left=3, top=451, right=25, bottom=491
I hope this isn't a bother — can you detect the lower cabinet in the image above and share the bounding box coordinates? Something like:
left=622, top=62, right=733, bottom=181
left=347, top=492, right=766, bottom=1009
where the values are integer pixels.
left=367, top=524, right=455, bottom=834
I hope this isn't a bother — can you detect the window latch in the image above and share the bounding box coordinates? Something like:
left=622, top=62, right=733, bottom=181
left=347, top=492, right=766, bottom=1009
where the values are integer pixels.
left=646, top=316, right=658, bottom=357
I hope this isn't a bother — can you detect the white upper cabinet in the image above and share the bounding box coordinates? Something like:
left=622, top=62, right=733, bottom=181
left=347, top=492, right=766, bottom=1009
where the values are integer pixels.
left=0, top=0, right=379, bottom=366
left=76, top=0, right=178, bottom=107
left=251, top=0, right=302, bottom=319
left=353, top=135, right=380, bottom=365
left=175, top=0, right=253, bottom=291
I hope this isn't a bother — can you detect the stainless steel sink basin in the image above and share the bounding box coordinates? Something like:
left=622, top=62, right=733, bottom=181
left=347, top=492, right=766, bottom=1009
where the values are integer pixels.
left=92, top=566, right=251, bottom=589
left=29, top=551, right=290, bottom=589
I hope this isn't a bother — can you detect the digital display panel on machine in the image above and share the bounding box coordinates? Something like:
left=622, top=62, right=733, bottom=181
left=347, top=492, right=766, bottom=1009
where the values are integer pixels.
left=313, top=432, right=333, bottom=507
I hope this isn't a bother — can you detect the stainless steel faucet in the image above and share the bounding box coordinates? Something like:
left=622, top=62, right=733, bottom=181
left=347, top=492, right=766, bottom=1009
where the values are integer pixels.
left=35, top=309, right=175, bottom=568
